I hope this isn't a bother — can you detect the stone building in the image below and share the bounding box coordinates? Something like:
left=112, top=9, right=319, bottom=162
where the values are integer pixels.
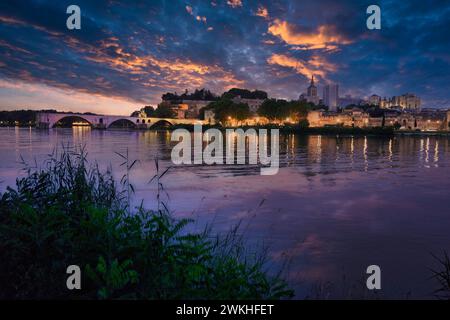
left=231, top=96, right=265, bottom=113
left=307, top=109, right=448, bottom=131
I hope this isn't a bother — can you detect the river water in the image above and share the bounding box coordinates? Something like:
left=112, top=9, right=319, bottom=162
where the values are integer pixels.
left=1, top=127, right=450, bottom=299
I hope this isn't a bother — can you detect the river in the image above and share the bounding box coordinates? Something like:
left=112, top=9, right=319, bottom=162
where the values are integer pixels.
left=1, top=126, right=450, bottom=299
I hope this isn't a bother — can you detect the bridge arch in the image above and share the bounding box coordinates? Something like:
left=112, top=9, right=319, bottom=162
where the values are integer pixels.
left=52, top=115, right=93, bottom=128
left=149, top=119, right=173, bottom=129
left=107, top=118, right=138, bottom=129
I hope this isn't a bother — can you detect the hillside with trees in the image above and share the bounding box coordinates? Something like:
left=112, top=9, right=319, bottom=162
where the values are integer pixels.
left=222, top=88, right=268, bottom=100
left=161, top=88, right=218, bottom=102
left=130, top=104, right=176, bottom=118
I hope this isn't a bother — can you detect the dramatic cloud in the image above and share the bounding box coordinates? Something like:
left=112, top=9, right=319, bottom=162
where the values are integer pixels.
left=0, top=0, right=449, bottom=114
left=267, top=54, right=337, bottom=80
left=268, top=19, right=352, bottom=51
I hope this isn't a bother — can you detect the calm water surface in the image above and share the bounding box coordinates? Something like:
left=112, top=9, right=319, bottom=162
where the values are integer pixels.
left=1, top=127, right=450, bottom=299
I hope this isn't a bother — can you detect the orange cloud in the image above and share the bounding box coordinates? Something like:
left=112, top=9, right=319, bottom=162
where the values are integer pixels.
left=267, top=53, right=337, bottom=80
left=79, top=37, right=244, bottom=92
left=268, top=19, right=352, bottom=50
left=0, top=15, right=63, bottom=37
left=256, top=6, right=269, bottom=19
left=262, top=39, right=275, bottom=45
left=0, top=39, right=32, bottom=54
left=185, top=5, right=207, bottom=24
left=227, top=0, right=242, bottom=8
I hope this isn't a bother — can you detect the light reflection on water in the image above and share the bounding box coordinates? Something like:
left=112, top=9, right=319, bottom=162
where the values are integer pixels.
left=1, top=127, right=450, bottom=299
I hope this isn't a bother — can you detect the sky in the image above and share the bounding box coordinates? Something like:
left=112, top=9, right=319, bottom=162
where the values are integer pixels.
left=0, top=0, right=449, bottom=115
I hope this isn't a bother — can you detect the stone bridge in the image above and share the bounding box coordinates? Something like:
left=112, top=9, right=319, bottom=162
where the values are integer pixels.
left=36, top=112, right=205, bottom=129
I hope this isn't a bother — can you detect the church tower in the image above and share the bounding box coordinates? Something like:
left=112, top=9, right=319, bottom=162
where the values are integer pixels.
left=307, top=75, right=317, bottom=97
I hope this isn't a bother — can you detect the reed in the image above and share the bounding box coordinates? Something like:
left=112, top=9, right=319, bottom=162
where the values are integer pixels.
left=0, top=145, right=293, bottom=300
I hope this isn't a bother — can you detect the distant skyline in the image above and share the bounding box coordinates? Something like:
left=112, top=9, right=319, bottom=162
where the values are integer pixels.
left=1, top=0, right=450, bottom=115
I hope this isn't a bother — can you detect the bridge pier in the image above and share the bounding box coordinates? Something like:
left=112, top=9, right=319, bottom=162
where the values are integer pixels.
left=36, top=122, right=50, bottom=129
left=92, top=123, right=107, bottom=130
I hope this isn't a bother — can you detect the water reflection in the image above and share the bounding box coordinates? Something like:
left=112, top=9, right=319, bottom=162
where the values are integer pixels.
left=1, top=128, right=450, bottom=298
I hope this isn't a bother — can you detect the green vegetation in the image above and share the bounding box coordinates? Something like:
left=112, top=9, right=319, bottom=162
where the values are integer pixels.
left=0, top=147, right=293, bottom=299
left=0, top=110, right=38, bottom=126
left=222, top=88, right=268, bottom=100
left=162, top=88, right=218, bottom=102
left=205, top=99, right=251, bottom=124
left=131, top=104, right=176, bottom=118
left=0, top=110, right=99, bottom=127
left=258, top=99, right=311, bottom=122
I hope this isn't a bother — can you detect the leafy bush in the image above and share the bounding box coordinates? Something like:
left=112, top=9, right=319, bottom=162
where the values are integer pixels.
left=0, top=147, right=293, bottom=300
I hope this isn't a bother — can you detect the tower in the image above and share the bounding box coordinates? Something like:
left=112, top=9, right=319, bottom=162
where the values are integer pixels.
left=307, top=76, right=317, bottom=97
left=323, top=83, right=339, bottom=112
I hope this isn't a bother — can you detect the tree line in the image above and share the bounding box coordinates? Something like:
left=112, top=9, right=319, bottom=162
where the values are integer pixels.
left=0, top=110, right=98, bottom=126
left=203, top=97, right=314, bottom=126
left=161, top=88, right=269, bottom=102
left=162, top=88, right=218, bottom=102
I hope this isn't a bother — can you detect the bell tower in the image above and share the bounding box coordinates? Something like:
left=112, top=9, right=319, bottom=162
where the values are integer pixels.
left=307, top=75, right=317, bottom=97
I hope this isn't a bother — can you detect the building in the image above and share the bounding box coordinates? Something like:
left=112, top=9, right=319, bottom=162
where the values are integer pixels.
left=300, top=76, right=320, bottom=105
left=160, top=99, right=215, bottom=119
left=231, top=95, right=265, bottom=113
left=323, top=83, right=339, bottom=111
left=307, top=109, right=369, bottom=128
left=379, top=93, right=421, bottom=111
left=306, top=108, right=447, bottom=131
left=392, top=93, right=421, bottom=111
left=180, top=100, right=214, bottom=118
left=204, top=109, right=216, bottom=124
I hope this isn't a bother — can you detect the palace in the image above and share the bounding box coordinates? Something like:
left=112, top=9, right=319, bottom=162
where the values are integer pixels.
left=307, top=109, right=450, bottom=131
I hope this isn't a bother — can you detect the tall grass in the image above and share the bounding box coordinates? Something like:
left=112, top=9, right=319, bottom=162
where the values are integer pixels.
left=430, top=251, right=450, bottom=300
left=0, top=146, right=293, bottom=300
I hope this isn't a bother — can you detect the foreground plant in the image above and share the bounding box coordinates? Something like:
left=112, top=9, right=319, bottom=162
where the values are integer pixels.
left=0, top=146, right=293, bottom=300
left=431, top=251, right=450, bottom=300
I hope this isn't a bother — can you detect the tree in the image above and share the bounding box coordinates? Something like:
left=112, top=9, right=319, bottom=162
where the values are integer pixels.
left=162, top=88, right=218, bottom=101
left=161, top=92, right=180, bottom=102
left=258, top=99, right=290, bottom=122
left=142, top=106, right=155, bottom=117
left=207, top=99, right=251, bottom=124
left=222, top=88, right=268, bottom=100
left=298, top=119, right=310, bottom=129
left=288, top=101, right=309, bottom=120
left=155, top=104, right=176, bottom=118
left=130, top=106, right=155, bottom=117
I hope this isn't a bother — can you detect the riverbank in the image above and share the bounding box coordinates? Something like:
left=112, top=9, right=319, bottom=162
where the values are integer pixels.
left=170, top=124, right=450, bottom=136
left=171, top=124, right=397, bottom=135
left=5, top=124, right=450, bottom=137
